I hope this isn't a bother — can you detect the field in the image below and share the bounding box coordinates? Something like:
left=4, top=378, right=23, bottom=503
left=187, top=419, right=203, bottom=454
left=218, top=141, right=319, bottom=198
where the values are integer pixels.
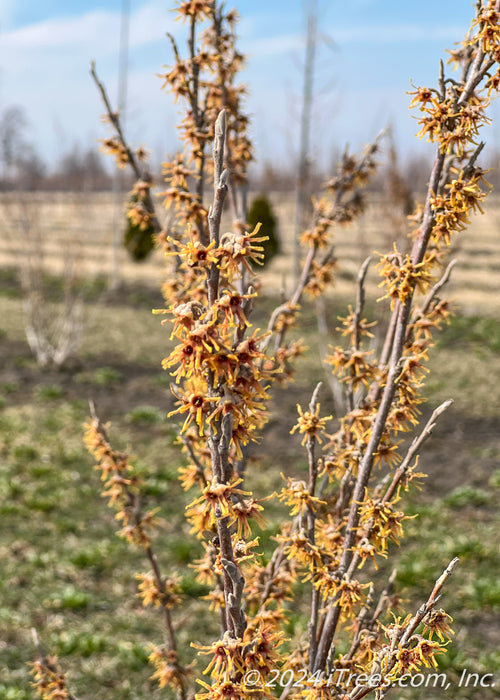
left=1, top=190, right=500, bottom=314
left=0, top=191, right=499, bottom=699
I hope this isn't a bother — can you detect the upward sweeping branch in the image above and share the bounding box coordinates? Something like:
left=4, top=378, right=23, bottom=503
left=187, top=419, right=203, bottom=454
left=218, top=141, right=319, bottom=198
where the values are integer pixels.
left=311, top=2, right=500, bottom=675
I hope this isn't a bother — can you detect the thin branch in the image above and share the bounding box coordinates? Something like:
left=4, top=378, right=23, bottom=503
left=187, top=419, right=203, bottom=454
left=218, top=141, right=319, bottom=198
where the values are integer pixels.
left=305, top=382, right=323, bottom=668
left=382, top=399, right=453, bottom=504
left=413, top=259, right=457, bottom=323
left=263, top=245, right=316, bottom=354
left=205, top=109, right=245, bottom=638
left=368, top=568, right=397, bottom=628
left=207, top=110, right=228, bottom=307
left=177, top=431, right=209, bottom=489
left=346, top=255, right=372, bottom=413
left=317, top=296, right=345, bottom=411
left=90, top=61, right=161, bottom=233
left=353, top=256, right=372, bottom=351
left=90, top=62, right=142, bottom=181
left=349, top=558, right=459, bottom=700
left=314, top=294, right=413, bottom=671
left=88, top=405, right=187, bottom=700
left=400, top=557, right=459, bottom=646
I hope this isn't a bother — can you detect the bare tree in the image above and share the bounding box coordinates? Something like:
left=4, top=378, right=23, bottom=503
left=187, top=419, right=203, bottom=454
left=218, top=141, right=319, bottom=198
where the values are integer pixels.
left=48, top=144, right=112, bottom=191
left=0, top=194, right=86, bottom=367
left=0, top=106, right=27, bottom=179
left=293, top=0, right=318, bottom=285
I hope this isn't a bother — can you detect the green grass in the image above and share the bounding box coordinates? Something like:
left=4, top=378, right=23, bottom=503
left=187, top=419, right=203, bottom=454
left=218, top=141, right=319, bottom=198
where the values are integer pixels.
left=0, top=393, right=195, bottom=699
left=89, top=366, right=124, bottom=386
left=0, top=282, right=498, bottom=699
left=126, top=405, right=164, bottom=425
left=436, top=315, right=500, bottom=354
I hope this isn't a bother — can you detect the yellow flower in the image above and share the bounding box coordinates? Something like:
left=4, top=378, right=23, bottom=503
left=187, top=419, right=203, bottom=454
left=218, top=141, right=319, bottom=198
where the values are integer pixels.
left=278, top=475, right=326, bottom=517
left=232, top=498, right=267, bottom=538
left=290, top=403, right=332, bottom=446
left=148, top=645, right=188, bottom=691
left=192, top=633, right=245, bottom=678
left=168, top=384, right=217, bottom=436
left=166, top=231, right=220, bottom=268
left=186, top=478, right=250, bottom=532
left=423, top=609, right=454, bottom=642
left=136, top=571, right=182, bottom=609
left=30, top=656, right=72, bottom=700
left=325, top=347, right=377, bottom=388
left=412, top=634, right=448, bottom=668
left=219, top=223, right=268, bottom=277
left=377, top=245, right=433, bottom=309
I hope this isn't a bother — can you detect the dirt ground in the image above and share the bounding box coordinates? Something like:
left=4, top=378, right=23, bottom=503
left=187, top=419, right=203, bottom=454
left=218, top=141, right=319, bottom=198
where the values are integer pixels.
left=1, top=307, right=498, bottom=505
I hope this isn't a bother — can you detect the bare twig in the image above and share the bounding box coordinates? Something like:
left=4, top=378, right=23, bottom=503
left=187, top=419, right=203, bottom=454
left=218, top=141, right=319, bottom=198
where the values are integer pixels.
left=400, top=557, right=459, bottom=646
left=414, top=259, right=457, bottom=322
left=383, top=399, right=453, bottom=504
left=354, top=256, right=372, bottom=351
left=207, top=110, right=228, bottom=307
left=90, top=61, right=160, bottom=233
left=90, top=62, right=142, bottom=181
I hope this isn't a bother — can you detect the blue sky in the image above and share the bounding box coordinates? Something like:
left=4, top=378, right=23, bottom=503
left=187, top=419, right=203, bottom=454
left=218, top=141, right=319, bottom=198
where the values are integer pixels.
left=0, top=0, right=496, bottom=172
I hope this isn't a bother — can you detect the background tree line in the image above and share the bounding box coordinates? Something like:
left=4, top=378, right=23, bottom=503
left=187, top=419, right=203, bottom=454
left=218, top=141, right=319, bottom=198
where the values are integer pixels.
left=5, top=102, right=500, bottom=196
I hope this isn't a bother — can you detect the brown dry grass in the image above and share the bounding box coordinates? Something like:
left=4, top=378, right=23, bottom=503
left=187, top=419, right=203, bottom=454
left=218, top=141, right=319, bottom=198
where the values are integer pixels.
left=1, top=191, right=499, bottom=315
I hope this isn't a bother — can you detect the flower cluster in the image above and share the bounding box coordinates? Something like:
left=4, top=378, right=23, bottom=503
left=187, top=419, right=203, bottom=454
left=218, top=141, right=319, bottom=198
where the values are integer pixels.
left=378, top=613, right=453, bottom=685
left=193, top=626, right=285, bottom=699
left=265, top=3, right=500, bottom=686
left=136, top=571, right=183, bottom=609
left=30, top=656, right=73, bottom=700
left=377, top=244, right=433, bottom=309
left=84, top=417, right=189, bottom=698
left=84, top=419, right=162, bottom=547
left=148, top=645, right=189, bottom=693
left=159, top=2, right=253, bottom=252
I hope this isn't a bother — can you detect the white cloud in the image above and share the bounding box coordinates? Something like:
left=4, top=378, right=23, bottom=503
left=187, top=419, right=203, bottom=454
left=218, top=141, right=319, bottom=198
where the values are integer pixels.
left=242, top=32, right=302, bottom=58
left=130, top=2, right=177, bottom=47
left=0, top=1, right=181, bottom=164
left=0, top=1, right=176, bottom=54
left=1, top=10, right=119, bottom=52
